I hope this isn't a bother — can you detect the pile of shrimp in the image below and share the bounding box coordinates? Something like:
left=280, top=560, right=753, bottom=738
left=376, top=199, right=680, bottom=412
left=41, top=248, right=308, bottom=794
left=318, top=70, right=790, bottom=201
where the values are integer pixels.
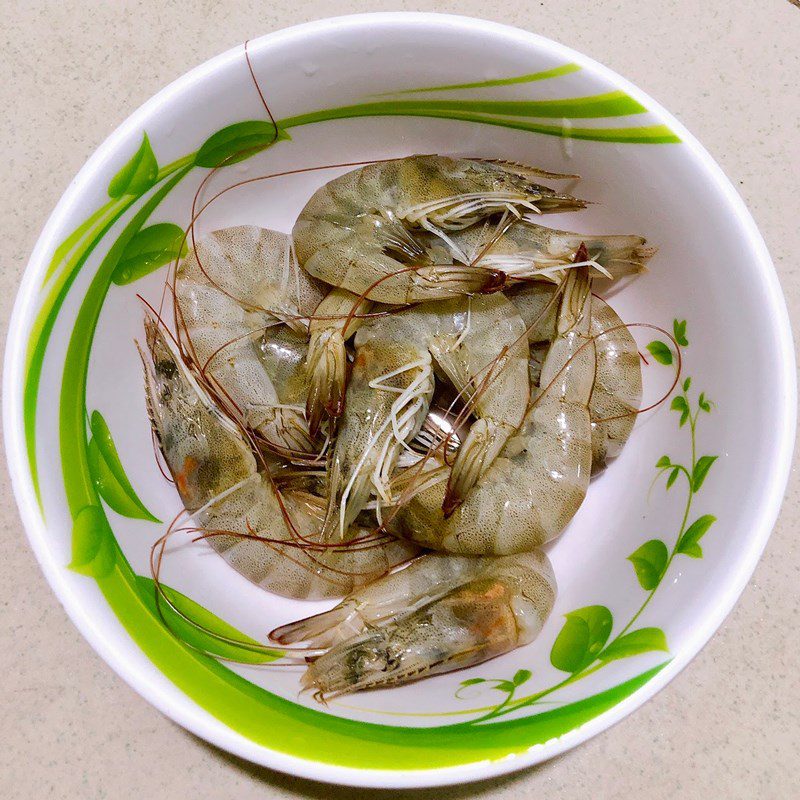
left=142, top=155, right=656, bottom=701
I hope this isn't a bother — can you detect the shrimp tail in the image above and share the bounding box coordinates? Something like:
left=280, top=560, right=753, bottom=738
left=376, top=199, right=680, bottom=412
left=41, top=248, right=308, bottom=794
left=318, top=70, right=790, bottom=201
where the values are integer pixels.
left=321, top=456, right=375, bottom=540
left=560, top=244, right=592, bottom=325
left=256, top=408, right=318, bottom=458
left=270, top=599, right=360, bottom=649
left=305, top=329, right=347, bottom=436
left=442, top=419, right=513, bottom=516
left=305, top=288, right=374, bottom=431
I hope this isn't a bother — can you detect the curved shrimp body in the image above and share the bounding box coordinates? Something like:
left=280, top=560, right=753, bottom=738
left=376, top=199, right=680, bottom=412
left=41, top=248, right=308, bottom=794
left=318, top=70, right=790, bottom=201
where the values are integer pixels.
left=305, top=288, right=374, bottom=436
left=325, top=292, right=529, bottom=536
left=289, top=550, right=556, bottom=698
left=430, top=218, right=654, bottom=283
left=141, top=318, right=417, bottom=600
left=509, top=283, right=642, bottom=470
left=175, top=226, right=325, bottom=459
left=391, top=266, right=595, bottom=554
left=293, top=155, right=585, bottom=305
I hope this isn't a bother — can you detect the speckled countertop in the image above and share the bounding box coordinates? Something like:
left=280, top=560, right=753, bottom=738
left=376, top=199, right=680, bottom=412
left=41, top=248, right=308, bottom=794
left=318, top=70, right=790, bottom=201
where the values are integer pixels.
left=1, top=2, right=798, bottom=798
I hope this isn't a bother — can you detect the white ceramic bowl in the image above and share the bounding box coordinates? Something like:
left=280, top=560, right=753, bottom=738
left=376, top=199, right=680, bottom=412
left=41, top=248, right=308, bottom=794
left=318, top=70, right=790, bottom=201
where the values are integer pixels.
left=4, top=13, right=795, bottom=788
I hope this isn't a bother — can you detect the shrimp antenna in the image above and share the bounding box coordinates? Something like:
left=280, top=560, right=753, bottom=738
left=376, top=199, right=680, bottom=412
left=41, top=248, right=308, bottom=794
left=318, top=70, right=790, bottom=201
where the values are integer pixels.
left=148, top=511, right=316, bottom=662
left=243, top=39, right=280, bottom=144
left=588, top=322, right=682, bottom=422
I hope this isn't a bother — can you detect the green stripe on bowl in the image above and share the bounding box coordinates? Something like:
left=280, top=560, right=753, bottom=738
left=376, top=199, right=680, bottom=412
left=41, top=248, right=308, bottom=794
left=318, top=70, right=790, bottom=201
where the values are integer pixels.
left=281, top=107, right=680, bottom=144
left=281, top=91, right=647, bottom=124
left=377, top=63, right=582, bottom=94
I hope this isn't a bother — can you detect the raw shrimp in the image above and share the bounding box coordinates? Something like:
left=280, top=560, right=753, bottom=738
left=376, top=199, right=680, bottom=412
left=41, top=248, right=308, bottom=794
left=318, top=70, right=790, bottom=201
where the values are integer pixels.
left=509, top=283, right=642, bottom=470
left=141, top=317, right=418, bottom=600
left=324, top=292, right=529, bottom=536
left=293, top=155, right=586, bottom=304
left=422, top=216, right=654, bottom=282
left=390, top=264, right=595, bottom=554
left=305, top=288, right=373, bottom=436
left=279, top=550, right=555, bottom=698
left=175, top=226, right=325, bottom=458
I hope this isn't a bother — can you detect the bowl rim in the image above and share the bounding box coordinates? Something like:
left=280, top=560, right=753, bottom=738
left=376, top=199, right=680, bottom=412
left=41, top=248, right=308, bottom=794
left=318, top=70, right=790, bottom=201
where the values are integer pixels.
left=3, top=11, right=796, bottom=789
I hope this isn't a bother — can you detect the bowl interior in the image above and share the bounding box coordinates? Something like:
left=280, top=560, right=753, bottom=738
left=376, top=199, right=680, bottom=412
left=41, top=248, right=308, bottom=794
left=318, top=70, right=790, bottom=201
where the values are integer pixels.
left=6, top=14, right=793, bottom=788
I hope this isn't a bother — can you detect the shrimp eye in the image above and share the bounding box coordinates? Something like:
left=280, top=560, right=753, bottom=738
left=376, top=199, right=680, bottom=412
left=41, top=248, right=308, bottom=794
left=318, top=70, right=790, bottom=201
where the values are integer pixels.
left=157, top=358, right=177, bottom=379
